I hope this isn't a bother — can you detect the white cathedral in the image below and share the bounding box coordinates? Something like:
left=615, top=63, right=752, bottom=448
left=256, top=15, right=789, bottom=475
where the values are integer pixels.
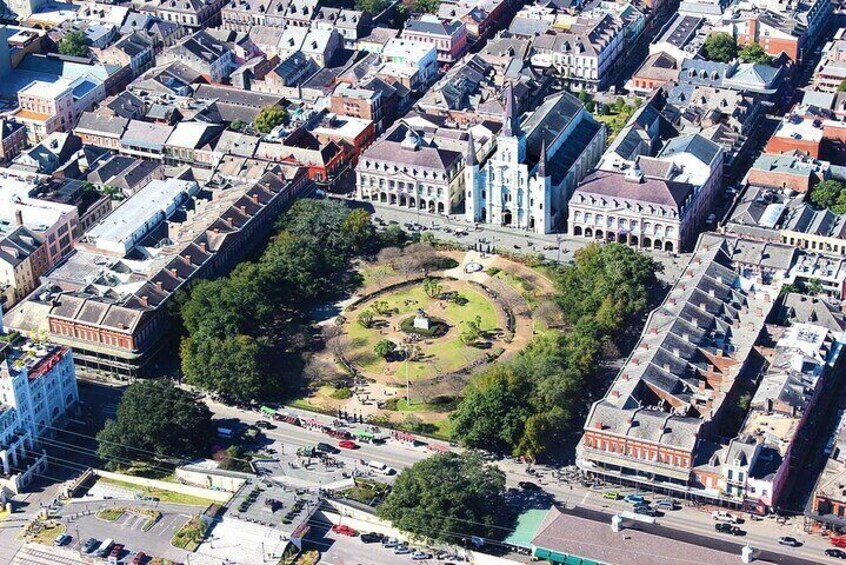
left=464, top=84, right=606, bottom=234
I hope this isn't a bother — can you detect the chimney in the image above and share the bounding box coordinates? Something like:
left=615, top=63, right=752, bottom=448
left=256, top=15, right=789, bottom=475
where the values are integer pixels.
left=199, top=242, right=207, bottom=252
left=682, top=332, right=690, bottom=342
left=140, top=296, right=149, bottom=306
left=611, top=390, right=621, bottom=398
left=169, top=268, right=178, bottom=278
left=251, top=194, right=259, bottom=203
left=14, top=210, right=23, bottom=227
left=663, top=363, right=671, bottom=372
left=239, top=205, right=247, bottom=215
left=594, top=421, right=603, bottom=430
left=673, top=347, right=680, bottom=357
left=155, top=281, right=163, bottom=291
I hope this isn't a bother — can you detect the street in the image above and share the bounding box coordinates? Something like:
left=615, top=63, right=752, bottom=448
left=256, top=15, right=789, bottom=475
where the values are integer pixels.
left=207, top=399, right=845, bottom=564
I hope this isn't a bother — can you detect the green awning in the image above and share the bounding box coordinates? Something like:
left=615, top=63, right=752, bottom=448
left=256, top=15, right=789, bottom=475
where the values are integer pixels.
left=353, top=429, right=374, bottom=439
left=260, top=406, right=275, bottom=416
left=503, top=508, right=549, bottom=549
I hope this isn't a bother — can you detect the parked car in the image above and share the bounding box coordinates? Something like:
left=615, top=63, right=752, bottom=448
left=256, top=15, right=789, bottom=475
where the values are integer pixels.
left=108, top=544, right=125, bottom=565
left=827, top=548, right=846, bottom=559
left=778, top=536, right=801, bottom=547
left=653, top=498, right=676, bottom=511
left=624, top=494, right=646, bottom=505
left=603, top=491, right=620, bottom=500
left=96, top=538, right=115, bottom=558
left=82, top=538, right=100, bottom=554
left=53, top=533, right=71, bottom=546
left=518, top=481, right=541, bottom=491
left=130, top=552, right=148, bottom=565
left=331, top=525, right=357, bottom=537
left=255, top=420, right=276, bottom=430
left=360, top=532, right=384, bottom=544
left=317, top=442, right=340, bottom=454
left=339, top=440, right=358, bottom=450
left=395, top=546, right=412, bottom=555
left=715, top=523, right=733, bottom=534
left=412, top=551, right=433, bottom=560
left=711, top=511, right=739, bottom=524
left=633, top=506, right=659, bottom=517
left=383, top=538, right=400, bottom=548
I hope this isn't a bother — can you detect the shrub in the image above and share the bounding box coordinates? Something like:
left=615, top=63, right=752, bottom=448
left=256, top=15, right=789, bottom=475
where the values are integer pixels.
left=330, top=387, right=353, bottom=400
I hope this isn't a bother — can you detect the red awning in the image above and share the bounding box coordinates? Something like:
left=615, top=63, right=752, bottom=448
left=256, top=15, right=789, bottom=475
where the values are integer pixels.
left=427, top=443, right=450, bottom=452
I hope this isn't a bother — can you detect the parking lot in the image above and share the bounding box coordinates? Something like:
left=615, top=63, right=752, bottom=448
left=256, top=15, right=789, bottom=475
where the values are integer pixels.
left=314, top=528, right=466, bottom=565
left=56, top=501, right=199, bottom=562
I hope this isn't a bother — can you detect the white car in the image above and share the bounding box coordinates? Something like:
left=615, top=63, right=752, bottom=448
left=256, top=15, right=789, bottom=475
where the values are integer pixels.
left=412, top=551, right=432, bottom=560
left=712, top=511, right=739, bottom=524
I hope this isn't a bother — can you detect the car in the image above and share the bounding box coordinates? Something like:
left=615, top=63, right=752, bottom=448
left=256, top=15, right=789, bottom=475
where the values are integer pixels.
left=360, top=532, right=384, bottom=544
left=412, top=551, right=433, bottom=560
left=53, top=533, right=71, bottom=546
left=395, top=546, right=412, bottom=555
left=130, top=552, right=148, bottom=565
left=715, top=523, right=733, bottom=534
left=653, top=498, right=676, bottom=511
left=339, top=440, right=358, bottom=449
left=603, top=491, right=620, bottom=500
left=633, top=506, right=659, bottom=517
left=331, top=525, right=357, bottom=537
left=383, top=538, right=400, bottom=548
left=518, top=481, right=542, bottom=491
left=108, top=544, right=125, bottom=565
left=624, top=494, right=646, bottom=505
left=827, top=549, right=846, bottom=559
left=82, top=538, right=100, bottom=554
left=255, top=420, right=276, bottom=430
left=711, top=511, right=739, bottom=523
left=317, top=442, right=340, bottom=454
left=778, top=536, right=801, bottom=547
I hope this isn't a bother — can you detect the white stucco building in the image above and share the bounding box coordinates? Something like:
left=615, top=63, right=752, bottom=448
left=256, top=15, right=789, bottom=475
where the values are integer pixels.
left=464, top=85, right=605, bottom=233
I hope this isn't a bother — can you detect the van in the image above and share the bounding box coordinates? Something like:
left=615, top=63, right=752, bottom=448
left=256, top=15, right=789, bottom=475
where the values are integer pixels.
left=367, top=460, right=396, bottom=475
left=96, top=538, right=115, bottom=558
left=216, top=427, right=233, bottom=438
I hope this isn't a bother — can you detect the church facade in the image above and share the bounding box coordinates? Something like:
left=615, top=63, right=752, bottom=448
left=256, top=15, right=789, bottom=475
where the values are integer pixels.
left=464, top=84, right=606, bottom=234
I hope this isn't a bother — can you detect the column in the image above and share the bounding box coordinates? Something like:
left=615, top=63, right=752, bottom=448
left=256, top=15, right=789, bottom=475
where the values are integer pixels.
left=1, top=451, right=9, bottom=475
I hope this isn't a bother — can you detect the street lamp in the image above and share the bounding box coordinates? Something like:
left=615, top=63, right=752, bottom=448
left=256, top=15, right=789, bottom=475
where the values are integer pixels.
left=556, top=234, right=562, bottom=263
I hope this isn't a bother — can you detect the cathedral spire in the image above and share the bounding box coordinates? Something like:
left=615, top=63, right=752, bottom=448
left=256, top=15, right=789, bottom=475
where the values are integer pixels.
left=503, top=82, right=520, bottom=138
left=465, top=130, right=476, bottom=167
left=538, top=139, right=547, bottom=177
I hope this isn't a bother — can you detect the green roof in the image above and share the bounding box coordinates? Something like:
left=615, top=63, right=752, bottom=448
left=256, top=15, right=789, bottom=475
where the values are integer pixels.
left=503, top=508, right=550, bottom=549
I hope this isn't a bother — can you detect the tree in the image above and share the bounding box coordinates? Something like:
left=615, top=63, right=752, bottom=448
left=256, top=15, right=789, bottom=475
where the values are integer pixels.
left=839, top=79, right=846, bottom=93
left=450, top=366, right=533, bottom=454
left=181, top=332, right=273, bottom=402
left=229, top=119, right=246, bottom=132
left=808, top=278, right=824, bottom=295
left=411, top=0, right=439, bottom=12
left=374, top=339, right=397, bottom=359
left=341, top=208, right=377, bottom=255
left=58, top=30, right=90, bottom=57
left=423, top=277, right=442, bottom=298
left=254, top=106, right=287, bottom=134
left=738, top=42, right=773, bottom=65
left=371, top=300, right=390, bottom=315
left=810, top=179, right=846, bottom=214
left=377, top=452, right=509, bottom=542
left=598, top=103, right=610, bottom=116
left=357, top=310, right=375, bottom=328
left=460, top=315, right=483, bottom=346
left=97, top=380, right=211, bottom=466
left=702, top=32, right=738, bottom=62
left=355, top=0, right=389, bottom=13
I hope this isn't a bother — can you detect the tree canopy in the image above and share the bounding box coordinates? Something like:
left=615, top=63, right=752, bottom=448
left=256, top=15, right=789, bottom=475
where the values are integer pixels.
left=58, top=31, right=90, bottom=57
left=810, top=179, right=846, bottom=214
left=377, top=452, right=509, bottom=542
left=254, top=106, right=288, bottom=134
left=355, top=0, right=390, bottom=13
left=97, top=380, right=211, bottom=466
left=179, top=200, right=377, bottom=402
left=451, top=243, right=658, bottom=460
left=702, top=33, right=738, bottom=63
left=738, top=43, right=773, bottom=65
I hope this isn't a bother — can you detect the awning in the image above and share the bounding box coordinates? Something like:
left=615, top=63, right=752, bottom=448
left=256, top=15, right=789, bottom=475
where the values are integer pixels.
left=353, top=429, right=374, bottom=439
left=426, top=443, right=450, bottom=452
left=260, top=406, right=276, bottom=416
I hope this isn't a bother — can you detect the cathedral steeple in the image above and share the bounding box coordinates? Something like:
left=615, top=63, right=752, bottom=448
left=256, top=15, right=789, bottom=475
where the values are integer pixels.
left=465, top=131, right=477, bottom=167
left=538, top=139, right=547, bottom=177
left=503, top=83, right=520, bottom=138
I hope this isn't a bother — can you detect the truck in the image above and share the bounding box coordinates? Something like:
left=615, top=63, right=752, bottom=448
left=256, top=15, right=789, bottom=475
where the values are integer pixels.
left=367, top=460, right=396, bottom=475
left=831, top=535, right=846, bottom=548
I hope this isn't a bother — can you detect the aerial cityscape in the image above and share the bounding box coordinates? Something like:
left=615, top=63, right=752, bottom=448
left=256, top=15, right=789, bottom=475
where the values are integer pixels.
left=0, top=0, right=845, bottom=563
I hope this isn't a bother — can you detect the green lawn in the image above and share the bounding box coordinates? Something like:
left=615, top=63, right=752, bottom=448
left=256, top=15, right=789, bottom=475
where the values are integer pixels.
left=345, top=283, right=499, bottom=381
left=97, top=477, right=215, bottom=507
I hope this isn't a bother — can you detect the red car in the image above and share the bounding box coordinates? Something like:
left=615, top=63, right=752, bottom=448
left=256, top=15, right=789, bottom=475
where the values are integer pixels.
left=339, top=440, right=359, bottom=450
left=130, top=552, right=147, bottom=565
left=332, top=525, right=357, bottom=537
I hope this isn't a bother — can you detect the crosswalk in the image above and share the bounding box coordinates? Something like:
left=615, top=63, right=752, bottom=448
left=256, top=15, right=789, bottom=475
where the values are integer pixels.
left=12, top=544, right=83, bottom=565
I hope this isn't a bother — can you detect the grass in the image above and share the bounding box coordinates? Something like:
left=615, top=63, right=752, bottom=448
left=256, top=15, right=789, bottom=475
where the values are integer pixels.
left=345, top=282, right=499, bottom=381
left=26, top=522, right=66, bottom=546
left=97, top=477, right=216, bottom=507
left=97, top=507, right=125, bottom=521
left=338, top=479, right=391, bottom=506
left=171, top=516, right=205, bottom=551
left=396, top=398, right=439, bottom=412
left=596, top=106, right=637, bottom=143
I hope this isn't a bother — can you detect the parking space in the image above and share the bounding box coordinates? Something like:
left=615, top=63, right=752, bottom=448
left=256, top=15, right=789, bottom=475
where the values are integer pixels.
left=311, top=527, right=467, bottom=565
left=57, top=502, right=198, bottom=562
